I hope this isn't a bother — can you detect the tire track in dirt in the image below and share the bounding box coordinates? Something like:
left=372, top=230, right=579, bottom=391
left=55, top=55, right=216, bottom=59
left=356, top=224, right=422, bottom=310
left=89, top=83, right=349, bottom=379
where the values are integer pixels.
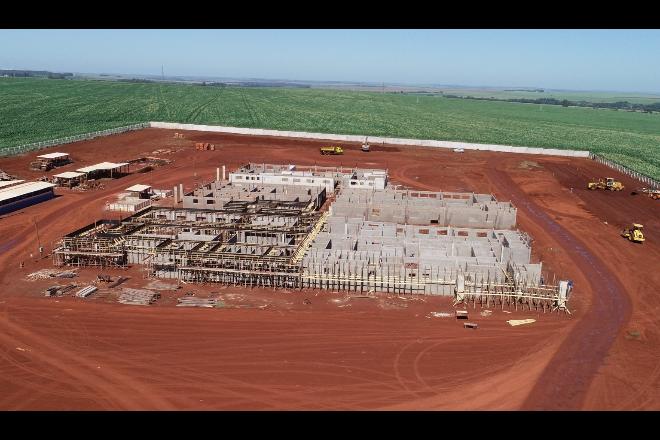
left=485, top=158, right=631, bottom=410
left=0, top=310, right=176, bottom=410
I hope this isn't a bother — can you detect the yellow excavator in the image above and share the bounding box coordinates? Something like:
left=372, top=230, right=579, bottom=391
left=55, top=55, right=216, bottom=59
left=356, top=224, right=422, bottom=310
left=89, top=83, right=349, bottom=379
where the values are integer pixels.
left=621, top=224, right=645, bottom=243
left=587, top=177, right=624, bottom=191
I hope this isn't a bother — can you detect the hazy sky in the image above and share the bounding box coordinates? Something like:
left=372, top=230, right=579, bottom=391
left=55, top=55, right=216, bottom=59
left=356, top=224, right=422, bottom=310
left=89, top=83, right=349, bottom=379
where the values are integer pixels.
left=1, top=29, right=659, bottom=93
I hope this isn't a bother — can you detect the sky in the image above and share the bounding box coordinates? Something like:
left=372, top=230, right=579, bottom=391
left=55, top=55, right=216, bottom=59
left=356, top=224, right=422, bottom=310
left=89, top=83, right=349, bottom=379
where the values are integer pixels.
left=1, top=29, right=659, bottom=93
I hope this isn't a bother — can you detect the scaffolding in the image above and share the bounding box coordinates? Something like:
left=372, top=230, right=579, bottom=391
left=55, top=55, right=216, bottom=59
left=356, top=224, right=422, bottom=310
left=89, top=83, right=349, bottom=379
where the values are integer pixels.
left=50, top=163, right=573, bottom=312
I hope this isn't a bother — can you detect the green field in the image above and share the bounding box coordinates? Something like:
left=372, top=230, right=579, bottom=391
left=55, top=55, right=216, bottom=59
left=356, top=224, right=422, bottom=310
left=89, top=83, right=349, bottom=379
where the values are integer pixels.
left=439, top=88, right=660, bottom=104
left=1, top=78, right=659, bottom=179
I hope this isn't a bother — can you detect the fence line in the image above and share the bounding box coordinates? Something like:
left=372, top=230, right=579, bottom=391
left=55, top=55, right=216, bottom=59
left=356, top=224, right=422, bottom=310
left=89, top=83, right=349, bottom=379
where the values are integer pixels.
left=1, top=120, right=657, bottom=190
left=0, top=123, right=149, bottom=158
left=149, top=121, right=592, bottom=158
left=589, top=153, right=659, bottom=190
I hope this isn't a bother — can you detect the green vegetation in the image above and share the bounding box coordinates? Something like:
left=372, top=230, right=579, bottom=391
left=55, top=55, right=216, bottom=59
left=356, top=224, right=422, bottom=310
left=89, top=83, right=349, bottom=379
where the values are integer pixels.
left=1, top=77, right=659, bottom=179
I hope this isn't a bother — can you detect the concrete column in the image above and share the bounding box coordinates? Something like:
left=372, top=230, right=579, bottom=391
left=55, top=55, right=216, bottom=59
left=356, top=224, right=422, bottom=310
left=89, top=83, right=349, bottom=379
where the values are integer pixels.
left=179, top=184, right=184, bottom=199
left=173, top=186, right=178, bottom=203
left=216, top=167, right=220, bottom=182
left=222, top=165, right=226, bottom=181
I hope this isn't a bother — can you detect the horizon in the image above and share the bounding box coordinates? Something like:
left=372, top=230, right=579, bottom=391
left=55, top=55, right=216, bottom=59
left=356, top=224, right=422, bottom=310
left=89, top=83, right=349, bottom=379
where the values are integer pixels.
left=3, top=70, right=660, bottom=97
left=2, top=29, right=660, bottom=94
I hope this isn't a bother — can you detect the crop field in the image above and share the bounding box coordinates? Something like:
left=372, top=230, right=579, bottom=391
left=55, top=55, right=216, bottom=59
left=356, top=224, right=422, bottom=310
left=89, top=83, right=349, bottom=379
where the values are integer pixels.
left=440, top=88, right=660, bottom=104
left=1, top=77, right=659, bottom=179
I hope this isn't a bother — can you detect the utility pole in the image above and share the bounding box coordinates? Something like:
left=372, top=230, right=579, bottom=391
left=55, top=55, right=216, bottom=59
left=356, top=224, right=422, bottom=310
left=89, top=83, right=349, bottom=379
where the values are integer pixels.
left=33, top=217, right=43, bottom=258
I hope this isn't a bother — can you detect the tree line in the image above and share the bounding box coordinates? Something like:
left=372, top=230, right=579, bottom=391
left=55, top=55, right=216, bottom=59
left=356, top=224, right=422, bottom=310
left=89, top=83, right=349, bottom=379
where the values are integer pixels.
left=443, top=94, right=660, bottom=113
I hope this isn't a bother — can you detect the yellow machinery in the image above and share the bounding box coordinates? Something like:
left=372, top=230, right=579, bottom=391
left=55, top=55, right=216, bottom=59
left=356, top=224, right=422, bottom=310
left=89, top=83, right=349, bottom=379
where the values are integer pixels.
left=587, top=177, right=624, bottom=191
left=621, top=224, right=645, bottom=243
left=639, top=188, right=660, bottom=200
left=320, top=146, right=344, bottom=155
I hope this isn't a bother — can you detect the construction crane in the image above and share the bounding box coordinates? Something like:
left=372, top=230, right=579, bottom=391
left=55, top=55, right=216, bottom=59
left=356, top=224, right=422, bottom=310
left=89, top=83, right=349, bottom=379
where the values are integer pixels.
left=621, top=223, right=645, bottom=243
left=587, top=177, right=624, bottom=191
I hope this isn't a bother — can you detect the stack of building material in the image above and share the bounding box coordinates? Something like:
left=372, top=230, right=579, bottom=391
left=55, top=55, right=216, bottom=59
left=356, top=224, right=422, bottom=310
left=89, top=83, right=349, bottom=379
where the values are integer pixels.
left=75, top=285, right=97, bottom=298
left=118, top=288, right=160, bottom=305
left=27, top=269, right=78, bottom=280
left=176, top=297, right=222, bottom=308
left=44, top=283, right=77, bottom=297
left=195, top=142, right=215, bottom=151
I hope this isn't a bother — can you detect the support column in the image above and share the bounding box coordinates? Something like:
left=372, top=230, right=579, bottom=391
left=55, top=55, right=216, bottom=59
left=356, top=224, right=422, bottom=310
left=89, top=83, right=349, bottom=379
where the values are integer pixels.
left=222, top=165, right=226, bottom=181
left=216, top=167, right=220, bottom=182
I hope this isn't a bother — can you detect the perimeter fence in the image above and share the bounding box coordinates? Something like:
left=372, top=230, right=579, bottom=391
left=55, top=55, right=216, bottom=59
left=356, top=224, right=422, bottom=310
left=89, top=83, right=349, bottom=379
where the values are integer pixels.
left=0, top=123, right=149, bottom=158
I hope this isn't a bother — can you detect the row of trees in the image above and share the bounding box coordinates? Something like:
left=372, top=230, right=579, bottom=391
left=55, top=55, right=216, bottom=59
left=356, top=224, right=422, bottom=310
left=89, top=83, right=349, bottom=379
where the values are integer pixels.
left=443, top=94, right=660, bottom=113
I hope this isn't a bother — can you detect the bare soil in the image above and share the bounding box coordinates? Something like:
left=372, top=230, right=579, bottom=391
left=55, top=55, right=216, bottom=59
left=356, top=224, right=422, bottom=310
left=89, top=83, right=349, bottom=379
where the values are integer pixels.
left=0, top=128, right=658, bottom=410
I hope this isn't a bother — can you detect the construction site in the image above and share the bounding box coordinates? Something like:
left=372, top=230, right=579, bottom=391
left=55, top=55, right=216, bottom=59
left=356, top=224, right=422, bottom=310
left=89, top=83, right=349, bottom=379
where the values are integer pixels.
left=0, top=127, right=658, bottom=411
left=50, top=162, right=571, bottom=312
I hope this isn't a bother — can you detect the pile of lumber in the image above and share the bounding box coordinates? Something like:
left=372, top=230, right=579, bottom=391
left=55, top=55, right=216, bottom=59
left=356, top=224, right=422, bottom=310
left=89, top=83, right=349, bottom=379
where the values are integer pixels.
left=176, top=297, right=222, bottom=308
left=44, top=283, right=77, bottom=297
left=27, top=269, right=77, bottom=280
left=118, top=288, right=160, bottom=306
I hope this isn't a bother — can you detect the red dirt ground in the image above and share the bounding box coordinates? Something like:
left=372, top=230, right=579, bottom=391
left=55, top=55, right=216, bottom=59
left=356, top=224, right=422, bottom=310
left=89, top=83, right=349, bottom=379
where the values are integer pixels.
left=0, top=128, right=658, bottom=410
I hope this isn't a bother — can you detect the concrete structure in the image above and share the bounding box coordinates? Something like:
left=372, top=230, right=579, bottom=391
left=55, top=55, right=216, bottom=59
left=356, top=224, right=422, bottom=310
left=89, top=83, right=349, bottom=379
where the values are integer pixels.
left=0, top=181, right=56, bottom=215
left=331, top=188, right=516, bottom=228
left=182, top=180, right=326, bottom=211
left=149, top=122, right=592, bottom=159
left=125, top=184, right=154, bottom=199
left=53, top=163, right=570, bottom=311
left=106, top=197, right=152, bottom=213
left=229, top=163, right=388, bottom=192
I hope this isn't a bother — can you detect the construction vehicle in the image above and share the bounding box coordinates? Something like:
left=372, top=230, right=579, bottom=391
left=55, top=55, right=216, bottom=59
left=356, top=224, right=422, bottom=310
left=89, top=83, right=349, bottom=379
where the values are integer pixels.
left=320, top=146, right=344, bottom=155
left=361, top=137, right=370, bottom=152
left=587, top=177, right=624, bottom=191
left=621, top=223, right=645, bottom=243
left=634, top=188, right=660, bottom=200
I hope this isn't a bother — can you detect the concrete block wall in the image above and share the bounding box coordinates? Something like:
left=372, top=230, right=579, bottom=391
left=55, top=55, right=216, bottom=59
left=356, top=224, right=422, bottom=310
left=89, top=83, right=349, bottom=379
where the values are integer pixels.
left=302, top=215, right=538, bottom=295
left=149, top=122, right=592, bottom=158
left=332, top=188, right=517, bottom=229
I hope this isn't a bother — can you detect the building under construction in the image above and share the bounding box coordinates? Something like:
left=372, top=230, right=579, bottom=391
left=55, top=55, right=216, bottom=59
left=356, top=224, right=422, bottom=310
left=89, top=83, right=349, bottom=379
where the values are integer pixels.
left=52, top=163, right=572, bottom=311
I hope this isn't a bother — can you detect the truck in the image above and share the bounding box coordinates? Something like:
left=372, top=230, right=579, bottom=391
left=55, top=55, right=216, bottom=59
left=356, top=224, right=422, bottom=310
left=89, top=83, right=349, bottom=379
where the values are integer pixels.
left=320, top=146, right=344, bottom=155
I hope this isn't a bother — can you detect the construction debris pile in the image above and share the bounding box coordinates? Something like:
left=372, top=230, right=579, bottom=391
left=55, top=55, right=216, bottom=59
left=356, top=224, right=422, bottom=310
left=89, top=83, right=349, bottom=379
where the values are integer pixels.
left=27, top=268, right=78, bottom=280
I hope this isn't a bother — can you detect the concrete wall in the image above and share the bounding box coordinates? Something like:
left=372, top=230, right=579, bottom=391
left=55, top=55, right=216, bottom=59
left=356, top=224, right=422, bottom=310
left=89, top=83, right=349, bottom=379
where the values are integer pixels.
left=150, top=121, right=591, bottom=158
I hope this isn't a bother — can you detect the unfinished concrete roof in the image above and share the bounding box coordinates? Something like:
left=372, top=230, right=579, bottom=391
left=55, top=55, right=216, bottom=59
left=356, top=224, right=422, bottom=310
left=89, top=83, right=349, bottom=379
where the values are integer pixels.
left=37, top=152, right=69, bottom=159
left=125, top=184, right=152, bottom=192
left=0, top=181, right=55, bottom=203
left=76, top=162, right=129, bottom=173
left=53, top=171, right=84, bottom=179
